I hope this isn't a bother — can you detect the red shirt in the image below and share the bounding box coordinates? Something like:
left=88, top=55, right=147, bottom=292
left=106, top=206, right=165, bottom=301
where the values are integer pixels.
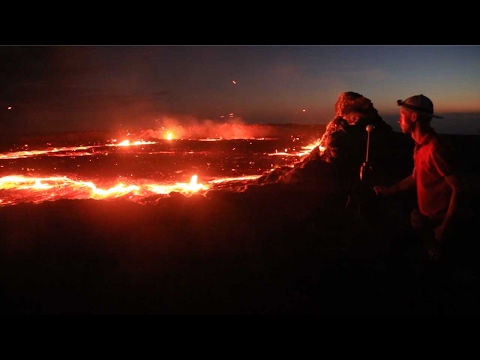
left=413, top=131, right=456, bottom=222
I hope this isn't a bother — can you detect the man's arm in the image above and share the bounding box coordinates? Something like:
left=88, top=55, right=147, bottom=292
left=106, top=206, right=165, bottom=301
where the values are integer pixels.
left=374, top=174, right=416, bottom=196
left=434, top=172, right=463, bottom=241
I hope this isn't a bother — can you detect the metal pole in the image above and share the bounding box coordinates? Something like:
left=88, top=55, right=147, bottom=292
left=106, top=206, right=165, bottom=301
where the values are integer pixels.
left=365, top=124, right=374, bottom=163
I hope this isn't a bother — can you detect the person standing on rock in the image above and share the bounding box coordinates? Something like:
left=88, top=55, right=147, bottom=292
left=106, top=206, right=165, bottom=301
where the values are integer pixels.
left=373, top=94, right=465, bottom=262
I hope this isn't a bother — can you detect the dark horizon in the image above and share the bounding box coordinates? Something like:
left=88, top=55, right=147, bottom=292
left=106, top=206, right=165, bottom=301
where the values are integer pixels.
left=1, top=111, right=479, bottom=136
left=382, top=111, right=480, bottom=135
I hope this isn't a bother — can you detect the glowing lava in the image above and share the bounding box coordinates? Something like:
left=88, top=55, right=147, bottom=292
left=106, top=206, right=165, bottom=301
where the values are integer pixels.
left=0, top=127, right=324, bottom=206
left=0, top=174, right=210, bottom=206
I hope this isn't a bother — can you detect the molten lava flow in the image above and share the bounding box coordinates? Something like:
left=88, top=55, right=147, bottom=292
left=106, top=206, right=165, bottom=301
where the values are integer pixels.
left=0, top=140, right=158, bottom=160
left=208, top=175, right=262, bottom=184
left=146, top=174, right=208, bottom=194
left=0, top=136, right=321, bottom=161
left=110, top=140, right=157, bottom=147
left=0, top=147, right=93, bottom=159
left=0, top=174, right=212, bottom=206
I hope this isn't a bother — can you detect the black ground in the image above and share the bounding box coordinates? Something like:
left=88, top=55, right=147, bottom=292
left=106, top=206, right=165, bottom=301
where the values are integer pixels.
left=0, top=181, right=479, bottom=315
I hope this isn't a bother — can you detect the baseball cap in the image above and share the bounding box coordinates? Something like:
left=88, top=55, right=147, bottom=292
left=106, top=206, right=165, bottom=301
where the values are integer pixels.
left=397, top=94, right=443, bottom=119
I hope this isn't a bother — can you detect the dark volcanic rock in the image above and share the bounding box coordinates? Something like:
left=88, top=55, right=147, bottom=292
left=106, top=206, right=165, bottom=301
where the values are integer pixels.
left=257, top=91, right=415, bottom=194
left=1, top=176, right=478, bottom=315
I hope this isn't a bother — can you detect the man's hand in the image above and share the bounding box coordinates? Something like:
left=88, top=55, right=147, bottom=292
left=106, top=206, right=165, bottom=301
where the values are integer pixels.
left=373, top=175, right=414, bottom=196
left=373, top=185, right=394, bottom=196
left=434, top=223, right=450, bottom=242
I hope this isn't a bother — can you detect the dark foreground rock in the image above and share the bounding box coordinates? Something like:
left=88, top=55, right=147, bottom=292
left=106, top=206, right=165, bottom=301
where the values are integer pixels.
left=0, top=169, right=479, bottom=314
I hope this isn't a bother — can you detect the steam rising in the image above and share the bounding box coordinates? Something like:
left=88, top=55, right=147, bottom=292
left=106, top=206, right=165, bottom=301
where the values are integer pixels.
left=141, top=117, right=278, bottom=140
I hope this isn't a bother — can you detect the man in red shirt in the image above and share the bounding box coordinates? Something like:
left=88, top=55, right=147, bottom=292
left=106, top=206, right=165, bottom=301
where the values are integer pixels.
left=373, top=94, right=463, bottom=262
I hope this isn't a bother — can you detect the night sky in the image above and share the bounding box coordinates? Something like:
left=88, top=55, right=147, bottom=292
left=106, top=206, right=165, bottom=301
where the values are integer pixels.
left=1, top=45, right=479, bottom=134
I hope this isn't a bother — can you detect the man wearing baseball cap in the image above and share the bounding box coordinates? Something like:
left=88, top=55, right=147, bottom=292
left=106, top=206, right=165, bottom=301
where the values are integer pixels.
left=373, top=94, right=464, bottom=263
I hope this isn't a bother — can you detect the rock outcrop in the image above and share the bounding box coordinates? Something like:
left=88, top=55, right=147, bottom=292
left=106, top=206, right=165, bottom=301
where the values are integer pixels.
left=257, top=91, right=414, bottom=193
